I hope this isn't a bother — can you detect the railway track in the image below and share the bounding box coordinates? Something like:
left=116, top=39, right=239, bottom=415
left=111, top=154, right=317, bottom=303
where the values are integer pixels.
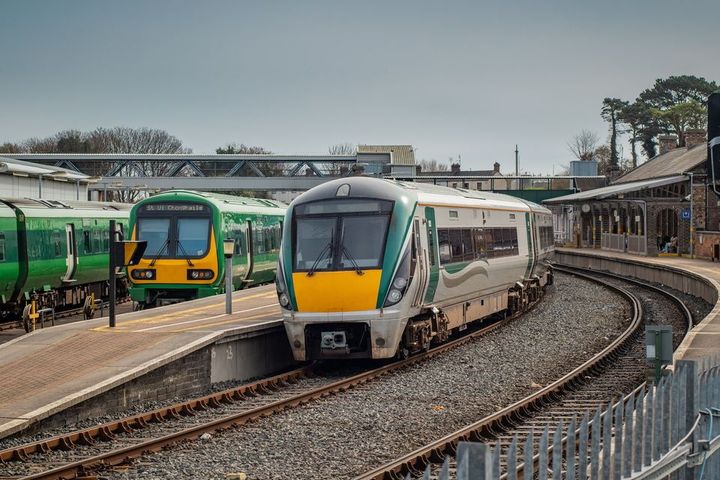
left=354, top=266, right=694, bottom=479
left=0, top=298, right=534, bottom=480
left=0, top=297, right=132, bottom=333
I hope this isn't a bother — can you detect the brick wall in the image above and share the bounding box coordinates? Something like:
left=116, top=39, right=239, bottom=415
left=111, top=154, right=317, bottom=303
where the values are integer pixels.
left=694, top=231, right=720, bottom=260
left=25, top=347, right=211, bottom=434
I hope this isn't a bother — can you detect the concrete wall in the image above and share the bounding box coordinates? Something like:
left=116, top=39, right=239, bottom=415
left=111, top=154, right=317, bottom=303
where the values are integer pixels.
left=555, top=250, right=718, bottom=305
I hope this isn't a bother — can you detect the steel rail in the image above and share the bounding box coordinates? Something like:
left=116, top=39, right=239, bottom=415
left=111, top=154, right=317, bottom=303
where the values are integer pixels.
left=355, top=267, right=645, bottom=480
left=1, top=296, right=533, bottom=480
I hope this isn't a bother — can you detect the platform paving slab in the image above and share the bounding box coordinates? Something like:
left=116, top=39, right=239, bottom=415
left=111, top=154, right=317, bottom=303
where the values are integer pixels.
left=0, top=284, right=283, bottom=440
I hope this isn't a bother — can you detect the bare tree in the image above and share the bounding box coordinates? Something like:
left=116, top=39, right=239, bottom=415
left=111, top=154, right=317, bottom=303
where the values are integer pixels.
left=0, top=142, right=22, bottom=153
left=328, top=142, right=356, bottom=155
left=418, top=159, right=450, bottom=172
left=567, top=130, right=600, bottom=161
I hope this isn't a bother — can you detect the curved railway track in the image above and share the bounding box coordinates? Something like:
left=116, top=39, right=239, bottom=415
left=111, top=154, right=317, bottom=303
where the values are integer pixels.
left=354, top=265, right=694, bottom=480
left=0, top=298, right=535, bottom=480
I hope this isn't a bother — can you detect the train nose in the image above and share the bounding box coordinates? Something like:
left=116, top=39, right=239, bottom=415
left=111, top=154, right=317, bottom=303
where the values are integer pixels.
left=291, top=270, right=382, bottom=312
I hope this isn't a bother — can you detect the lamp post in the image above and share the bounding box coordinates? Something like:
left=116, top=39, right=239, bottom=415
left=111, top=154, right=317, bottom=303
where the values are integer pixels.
left=224, top=239, right=234, bottom=315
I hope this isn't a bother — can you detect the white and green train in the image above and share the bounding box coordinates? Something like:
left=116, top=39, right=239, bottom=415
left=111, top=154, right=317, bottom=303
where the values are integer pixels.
left=276, top=177, right=554, bottom=360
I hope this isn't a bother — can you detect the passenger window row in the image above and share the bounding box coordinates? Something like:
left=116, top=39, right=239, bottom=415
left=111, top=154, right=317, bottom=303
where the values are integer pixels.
left=539, top=226, right=554, bottom=249
left=437, top=227, right=519, bottom=265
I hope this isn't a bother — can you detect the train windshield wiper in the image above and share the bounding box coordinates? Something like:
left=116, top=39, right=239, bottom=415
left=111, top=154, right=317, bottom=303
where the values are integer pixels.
left=175, top=240, right=195, bottom=266
left=341, top=245, right=364, bottom=276
left=306, top=242, right=333, bottom=277
left=149, top=238, right=170, bottom=267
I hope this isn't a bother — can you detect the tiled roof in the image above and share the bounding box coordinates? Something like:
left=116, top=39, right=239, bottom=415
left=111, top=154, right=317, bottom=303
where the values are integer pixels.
left=613, top=145, right=706, bottom=184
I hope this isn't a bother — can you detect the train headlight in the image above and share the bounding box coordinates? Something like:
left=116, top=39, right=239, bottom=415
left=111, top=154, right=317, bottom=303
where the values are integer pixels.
left=387, top=289, right=403, bottom=304
left=384, top=245, right=412, bottom=307
left=279, top=293, right=290, bottom=307
left=275, top=261, right=292, bottom=310
left=187, top=269, right=214, bottom=280
left=131, top=269, right=156, bottom=280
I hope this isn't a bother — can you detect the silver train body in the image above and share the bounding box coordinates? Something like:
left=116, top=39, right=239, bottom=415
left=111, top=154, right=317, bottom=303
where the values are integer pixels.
left=275, top=177, right=554, bottom=360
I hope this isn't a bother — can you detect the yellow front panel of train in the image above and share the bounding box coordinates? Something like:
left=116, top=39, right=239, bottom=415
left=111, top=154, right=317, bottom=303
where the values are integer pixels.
left=292, top=270, right=382, bottom=312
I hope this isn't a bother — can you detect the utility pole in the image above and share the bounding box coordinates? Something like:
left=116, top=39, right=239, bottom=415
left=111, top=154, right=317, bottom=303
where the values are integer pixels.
left=515, top=145, right=519, bottom=176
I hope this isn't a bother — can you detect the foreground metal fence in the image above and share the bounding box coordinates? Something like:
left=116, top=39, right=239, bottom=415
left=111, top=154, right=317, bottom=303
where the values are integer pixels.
left=421, top=356, right=720, bottom=480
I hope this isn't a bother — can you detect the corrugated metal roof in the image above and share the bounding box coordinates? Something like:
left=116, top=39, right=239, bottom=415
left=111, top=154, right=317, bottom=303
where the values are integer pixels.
left=357, top=145, right=415, bottom=165
left=0, top=156, right=93, bottom=182
left=544, top=175, right=687, bottom=204
left=613, top=145, right=706, bottom=184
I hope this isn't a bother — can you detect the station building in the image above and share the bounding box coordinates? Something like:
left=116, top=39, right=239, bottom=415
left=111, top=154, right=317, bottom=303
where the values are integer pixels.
left=0, top=156, right=95, bottom=201
left=545, top=129, right=720, bottom=259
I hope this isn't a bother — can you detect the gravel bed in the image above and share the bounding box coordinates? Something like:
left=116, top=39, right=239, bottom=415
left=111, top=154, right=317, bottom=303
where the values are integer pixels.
left=99, top=273, right=631, bottom=479
left=0, top=372, right=327, bottom=452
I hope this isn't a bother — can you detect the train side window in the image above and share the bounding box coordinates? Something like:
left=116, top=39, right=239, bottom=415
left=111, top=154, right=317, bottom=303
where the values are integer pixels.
left=103, top=230, right=109, bottom=252
left=92, top=229, right=102, bottom=253
left=437, top=229, right=451, bottom=264
left=460, top=229, right=474, bottom=261
left=0, top=233, right=5, bottom=261
left=52, top=231, right=62, bottom=257
left=472, top=228, right=486, bottom=258
left=83, top=230, right=92, bottom=253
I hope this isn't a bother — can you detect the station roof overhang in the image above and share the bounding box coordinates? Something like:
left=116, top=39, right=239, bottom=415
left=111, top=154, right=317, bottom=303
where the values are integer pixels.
left=0, top=157, right=96, bottom=183
left=543, top=175, right=687, bottom=204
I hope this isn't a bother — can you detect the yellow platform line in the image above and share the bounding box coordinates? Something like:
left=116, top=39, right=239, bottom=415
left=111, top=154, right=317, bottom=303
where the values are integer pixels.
left=167, top=311, right=282, bottom=333
left=133, top=304, right=277, bottom=332
left=91, top=291, right=276, bottom=331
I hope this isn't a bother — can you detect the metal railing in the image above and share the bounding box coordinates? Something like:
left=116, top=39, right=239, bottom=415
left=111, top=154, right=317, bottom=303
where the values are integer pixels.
left=424, top=355, right=720, bottom=479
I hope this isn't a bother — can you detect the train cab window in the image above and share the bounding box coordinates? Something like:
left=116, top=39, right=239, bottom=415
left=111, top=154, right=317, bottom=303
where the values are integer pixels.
left=0, top=233, right=5, bottom=261
left=339, top=215, right=388, bottom=269
left=293, top=198, right=393, bottom=272
left=83, top=230, right=92, bottom=253
left=294, top=217, right=336, bottom=271
left=177, top=218, right=210, bottom=257
left=138, top=218, right=171, bottom=257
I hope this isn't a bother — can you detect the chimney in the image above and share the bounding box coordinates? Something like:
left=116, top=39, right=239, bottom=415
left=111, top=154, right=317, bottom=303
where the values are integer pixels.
left=658, top=134, right=678, bottom=155
left=493, top=162, right=501, bottom=174
left=451, top=163, right=461, bottom=175
left=684, top=128, right=706, bottom=149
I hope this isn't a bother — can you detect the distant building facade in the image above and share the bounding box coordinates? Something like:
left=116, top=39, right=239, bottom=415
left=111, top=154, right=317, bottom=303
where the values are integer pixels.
left=546, top=130, right=720, bottom=259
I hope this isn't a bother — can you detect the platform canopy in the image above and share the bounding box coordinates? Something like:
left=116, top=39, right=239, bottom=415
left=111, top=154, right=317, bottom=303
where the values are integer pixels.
left=543, top=175, right=687, bottom=204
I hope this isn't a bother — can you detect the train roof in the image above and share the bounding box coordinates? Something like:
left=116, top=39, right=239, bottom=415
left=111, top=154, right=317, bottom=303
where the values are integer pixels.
left=0, top=198, right=131, bottom=218
left=291, top=177, right=550, bottom=214
left=136, top=190, right=287, bottom=215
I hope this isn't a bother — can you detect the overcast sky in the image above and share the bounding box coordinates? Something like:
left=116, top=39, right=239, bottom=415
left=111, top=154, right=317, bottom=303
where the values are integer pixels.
left=1, top=0, right=718, bottom=174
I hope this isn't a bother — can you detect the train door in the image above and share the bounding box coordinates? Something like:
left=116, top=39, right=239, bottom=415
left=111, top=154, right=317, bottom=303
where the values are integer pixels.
left=411, top=218, right=428, bottom=307
left=423, top=207, right=439, bottom=304
left=63, top=223, right=77, bottom=281
left=243, top=220, right=255, bottom=283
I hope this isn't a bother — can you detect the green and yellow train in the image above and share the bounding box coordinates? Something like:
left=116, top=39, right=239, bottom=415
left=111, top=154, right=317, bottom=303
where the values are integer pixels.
left=0, top=198, right=131, bottom=323
left=127, top=190, right=286, bottom=308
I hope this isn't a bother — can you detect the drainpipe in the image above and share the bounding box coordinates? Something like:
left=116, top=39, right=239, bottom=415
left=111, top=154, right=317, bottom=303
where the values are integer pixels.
left=688, top=172, right=694, bottom=258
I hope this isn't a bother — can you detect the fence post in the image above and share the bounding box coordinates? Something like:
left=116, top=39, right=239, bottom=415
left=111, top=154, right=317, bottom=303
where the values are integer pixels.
left=676, top=360, right=697, bottom=480
left=456, top=442, right=492, bottom=480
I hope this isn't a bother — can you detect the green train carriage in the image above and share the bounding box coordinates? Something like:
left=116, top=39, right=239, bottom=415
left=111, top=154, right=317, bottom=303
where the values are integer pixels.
left=128, top=190, right=286, bottom=307
left=0, top=198, right=131, bottom=322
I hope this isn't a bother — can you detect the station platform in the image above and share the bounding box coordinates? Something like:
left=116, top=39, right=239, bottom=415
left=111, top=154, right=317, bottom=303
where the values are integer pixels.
left=555, top=247, right=720, bottom=363
left=0, top=285, right=284, bottom=440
